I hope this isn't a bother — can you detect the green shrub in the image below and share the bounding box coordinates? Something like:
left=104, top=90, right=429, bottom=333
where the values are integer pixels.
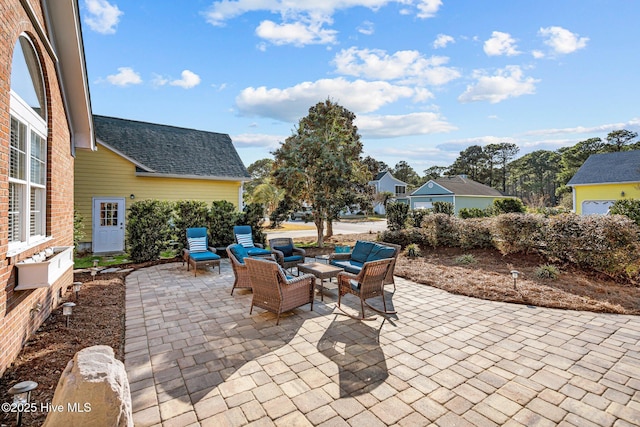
left=422, top=213, right=460, bottom=248
left=379, top=227, right=424, bottom=248
left=174, top=200, right=209, bottom=251
left=492, top=213, right=546, bottom=255
left=545, top=213, right=640, bottom=278
left=458, top=218, right=494, bottom=249
left=209, top=200, right=240, bottom=247
left=408, top=209, right=430, bottom=227
left=269, top=198, right=294, bottom=228
left=534, top=264, right=560, bottom=280
left=405, top=243, right=420, bottom=258
left=386, top=201, right=410, bottom=231
left=455, top=254, right=477, bottom=265
left=459, top=207, right=488, bottom=219
left=127, top=200, right=174, bottom=263
left=609, top=198, right=640, bottom=228
left=239, top=203, right=267, bottom=246
left=432, top=201, right=454, bottom=215
left=73, top=209, right=85, bottom=252
left=493, top=198, right=526, bottom=214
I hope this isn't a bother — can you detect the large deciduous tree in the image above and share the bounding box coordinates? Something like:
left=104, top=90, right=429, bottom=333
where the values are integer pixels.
left=272, top=99, right=367, bottom=247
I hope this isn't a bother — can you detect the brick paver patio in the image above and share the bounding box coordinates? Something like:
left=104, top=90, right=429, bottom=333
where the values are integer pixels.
left=125, top=260, right=640, bottom=426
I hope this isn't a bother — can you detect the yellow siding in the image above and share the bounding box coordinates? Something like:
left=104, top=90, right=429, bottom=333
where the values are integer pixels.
left=74, top=145, right=243, bottom=243
left=573, top=182, right=640, bottom=214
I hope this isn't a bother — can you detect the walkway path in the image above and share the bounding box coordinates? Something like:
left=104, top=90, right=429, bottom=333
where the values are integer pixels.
left=124, top=261, right=640, bottom=426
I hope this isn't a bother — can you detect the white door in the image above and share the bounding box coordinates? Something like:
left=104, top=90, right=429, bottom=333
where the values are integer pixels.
left=582, top=200, right=614, bottom=215
left=92, top=198, right=125, bottom=253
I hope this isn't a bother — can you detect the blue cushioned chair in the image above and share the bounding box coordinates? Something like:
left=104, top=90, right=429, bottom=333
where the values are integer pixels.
left=233, top=225, right=272, bottom=257
left=329, top=241, right=400, bottom=288
left=269, top=237, right=306, bottom=273
left=183, top=227, right=221, bottom=276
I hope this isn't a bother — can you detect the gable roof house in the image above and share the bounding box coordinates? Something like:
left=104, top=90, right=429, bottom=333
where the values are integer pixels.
left=567, top=150, right=640, bottom=215
left=410, top=175, right=505, bottom=215
left=1, top=0, right=94, bottom=374
left=74, top=115, right=251, bottom=253
left=368, top=171, right=410, bottom=214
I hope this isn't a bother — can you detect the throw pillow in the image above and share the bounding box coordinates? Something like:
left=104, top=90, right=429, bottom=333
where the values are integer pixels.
left=187, top=236, right=207, bottom=253
left=273, top=244, right=293, bottom=257
left=236, top=233, right=254, bottom=248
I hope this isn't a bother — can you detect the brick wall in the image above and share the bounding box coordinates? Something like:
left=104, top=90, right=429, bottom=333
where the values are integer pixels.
left=0, top=0, right=75, bottom=376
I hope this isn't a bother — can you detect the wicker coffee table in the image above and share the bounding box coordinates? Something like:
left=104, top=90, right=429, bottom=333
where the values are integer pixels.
left=297, top=262, right=343, bottom=302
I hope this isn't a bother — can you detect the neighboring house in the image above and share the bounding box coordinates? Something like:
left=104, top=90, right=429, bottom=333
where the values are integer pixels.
left=410, top=175, right=504, bottom=214
left=369, top=171, right=409, bottom=214
left=1, top=0, right=94, bottom=375
left=567, top=150, right=640, bottom=215
left=74, top=115, right=251, bottom=253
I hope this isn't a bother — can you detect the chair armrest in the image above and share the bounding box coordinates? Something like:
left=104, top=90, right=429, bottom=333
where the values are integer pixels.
left=292, top=247, right=306, bottom=257
left=255, top=243, right=264, bottom=248
left=337, top=271, right=357, bottom=282
left=271, top=248, right=284, bottom=263
left=329, top=253, right=351, bottom=261
left=207, top=246, right=217, bottom=254
left=284, top=273, right=315, bottom=286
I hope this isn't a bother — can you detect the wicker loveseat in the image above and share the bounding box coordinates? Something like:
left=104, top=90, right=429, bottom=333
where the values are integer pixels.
left=329, top=241, right=401, bottom=286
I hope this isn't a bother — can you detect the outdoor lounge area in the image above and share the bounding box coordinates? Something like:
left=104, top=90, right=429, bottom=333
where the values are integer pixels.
left=124, top=258, right=640, bottom=426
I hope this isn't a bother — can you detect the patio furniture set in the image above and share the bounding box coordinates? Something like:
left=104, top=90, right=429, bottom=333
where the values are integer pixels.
left=184, top=225, right=401, bottom=321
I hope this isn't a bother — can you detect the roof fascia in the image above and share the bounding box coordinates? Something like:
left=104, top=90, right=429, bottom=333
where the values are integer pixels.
left=97, top=139, right=155, bottom=172
left=41, top=0, right=95, bottom=152
left=135, top=172, right=250, bottom=182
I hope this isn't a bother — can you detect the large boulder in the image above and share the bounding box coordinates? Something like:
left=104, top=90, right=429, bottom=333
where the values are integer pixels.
left=43, top=345, right=133, bottom=427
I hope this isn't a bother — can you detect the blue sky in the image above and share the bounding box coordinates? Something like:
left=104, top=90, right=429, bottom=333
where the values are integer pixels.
left=80, top=0, right=640, bottom=174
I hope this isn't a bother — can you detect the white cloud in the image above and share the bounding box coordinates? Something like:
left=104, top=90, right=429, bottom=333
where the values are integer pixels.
left=532, top=50, right=545, bottom=59
left=169, top=70, right=202, bottom=89
left=458, top=65, right=538, bottom=104
left=358, top=21, right=375, bottom=36
left=483, top=31, right=520, bottom=56
left=236, top=77, right=418, bottom=122
left=539, top=26, right=589, bottom=55
left=83, top=0, right=123, bottom=35
left=524, top=118, right=640, bottom=137
left=333, top=47, right=460, bottom=86
left=433, top=34, right=454, bottom=49
left=256, top=20, right=337, bottom=46
left=356, top=112, right=456, bottom=138
left=415, top=0, right=442, bottom=18
left=232, top=133, right=283, bottom=148
left=203, top=0, right=442, bottom=46
left=106, top=67, right=142, bottom=86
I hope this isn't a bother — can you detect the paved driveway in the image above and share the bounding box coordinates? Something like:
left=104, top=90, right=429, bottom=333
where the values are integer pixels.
left=265, top=219, right=388, bottom=240
left=125, top=261, right=640, bottom=426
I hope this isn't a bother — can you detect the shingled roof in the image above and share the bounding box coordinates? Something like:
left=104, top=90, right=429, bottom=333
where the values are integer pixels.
left=433, top=175, right=503, bottom=196
left=93, top=115, right=250, bottom=180
left=567, top=150, right=640, bottom=186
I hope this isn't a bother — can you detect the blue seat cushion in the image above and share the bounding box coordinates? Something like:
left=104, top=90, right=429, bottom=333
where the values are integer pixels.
left=229, top=244, right=248, bottom=264
left=247, top=247, right=272, bottom=256
left=350, top=241, right=374, bottom=264
left=190, top=251, right=220, bottom=262
left=273, top=244, right=294, bottom=257
left=350, top=279, right=361, bottom=291
left=283, top=255, right=303, bottom=263
left=366, top=243, right=396, bottom=262
left=330, top=259, right=363, bottom=275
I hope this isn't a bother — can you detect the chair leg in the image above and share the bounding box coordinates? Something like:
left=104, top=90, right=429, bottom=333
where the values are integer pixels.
left=276, top=312, right=281, bottom=326
left=360, top=299, right=366, bottom=319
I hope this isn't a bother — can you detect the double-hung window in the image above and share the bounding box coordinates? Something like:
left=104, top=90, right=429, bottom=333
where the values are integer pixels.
left=8, top=35, right=48, bottom=254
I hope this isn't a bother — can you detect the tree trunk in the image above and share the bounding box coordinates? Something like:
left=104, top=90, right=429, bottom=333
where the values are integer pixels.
left=325, top=219, right=333, bottom=238
left=315, top=216, right=324, bottom=248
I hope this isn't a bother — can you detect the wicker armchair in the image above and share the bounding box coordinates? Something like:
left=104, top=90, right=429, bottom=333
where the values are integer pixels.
left=268, top=237, right=306, bottom=272
left=329, top=241, right=400, bottom=288
left=245, top=257, right=315, bottom=325
left=227, top=243, right=252, bottom=295
left=337, top=258, right=394, bottom=320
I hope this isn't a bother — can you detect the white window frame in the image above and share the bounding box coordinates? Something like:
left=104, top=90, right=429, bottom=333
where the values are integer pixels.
left=8, top=91, right=48, bottom=255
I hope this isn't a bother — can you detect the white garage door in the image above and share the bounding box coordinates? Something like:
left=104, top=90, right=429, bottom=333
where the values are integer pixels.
left=413, top=202, right=433, bottom=210
left=582, top=200, right=614, bottom=215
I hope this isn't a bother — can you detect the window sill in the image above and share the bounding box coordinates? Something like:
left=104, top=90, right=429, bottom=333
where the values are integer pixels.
left=7, top=236, right=54, bottom=259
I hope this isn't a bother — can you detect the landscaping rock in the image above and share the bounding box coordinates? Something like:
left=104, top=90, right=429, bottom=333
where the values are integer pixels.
left=42, top=345, right=133, bottom=427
